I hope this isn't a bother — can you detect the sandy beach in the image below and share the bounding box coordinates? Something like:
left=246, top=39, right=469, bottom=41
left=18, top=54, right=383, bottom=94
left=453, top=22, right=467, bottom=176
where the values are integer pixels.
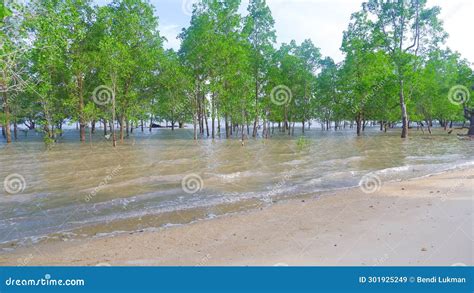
left=1, top=168, right=472, bottom=266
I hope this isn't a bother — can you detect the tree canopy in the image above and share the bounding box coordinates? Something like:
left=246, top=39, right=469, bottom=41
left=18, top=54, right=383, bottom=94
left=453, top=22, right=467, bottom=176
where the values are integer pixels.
left=1, top=0, right=473, bottom=146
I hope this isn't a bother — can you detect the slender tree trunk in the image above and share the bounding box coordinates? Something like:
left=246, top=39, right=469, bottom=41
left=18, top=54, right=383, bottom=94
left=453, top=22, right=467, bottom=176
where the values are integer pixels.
left=204, top=106, right=209, bottom=137
left=13, top=120, right=17, bottom=140
left=399, top=79, right=409, bottom=138
left=126, top=119, right=130, bottom=137
left=211, top=94, right=215, bottom=139
left=141, top=119, right=144, bottom=132
left=193, top=113, right=198, bottom=140
left=241, top=111, right=245, bottom=145
left=356, top=113, right=362, bottom=136
left=119, top=115, right=124, bottom=142
left=287, top=117, right=291, bottom=136
left=111, top=88, right=117, bottom=147
left=217, top=117, right=221, bottom=137
left=225, top=115, right=229, bottom=139
left=262, top=115, right=267, bottom=138
left=246, top=112, right=250, bottom=136
left=78, top=74, right=86, bottom=142
left=103, top=119, right=107, bottom=136
left=2, top=91, right=11, bottom=143
left=252, top=75, right=259, bottom=138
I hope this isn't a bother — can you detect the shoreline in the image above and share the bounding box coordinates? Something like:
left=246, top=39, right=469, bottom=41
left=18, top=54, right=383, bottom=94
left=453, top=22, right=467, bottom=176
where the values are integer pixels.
left=3, top=160, right=473, bottom=249
left=0, top=167, right=472, bottom=266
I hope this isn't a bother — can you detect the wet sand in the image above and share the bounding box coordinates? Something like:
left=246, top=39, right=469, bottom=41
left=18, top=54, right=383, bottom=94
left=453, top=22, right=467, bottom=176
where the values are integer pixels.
left=1, top=168, right=473, bottom=266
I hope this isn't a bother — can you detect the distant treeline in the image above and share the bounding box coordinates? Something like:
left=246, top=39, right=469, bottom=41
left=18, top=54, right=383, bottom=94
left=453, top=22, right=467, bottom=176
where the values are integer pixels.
left=1, top=0, right=473, bottom=146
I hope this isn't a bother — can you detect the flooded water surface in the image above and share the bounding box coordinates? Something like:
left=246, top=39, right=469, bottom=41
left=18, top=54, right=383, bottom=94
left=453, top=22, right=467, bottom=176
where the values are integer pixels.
left=0, top=127, right=473, bottom=248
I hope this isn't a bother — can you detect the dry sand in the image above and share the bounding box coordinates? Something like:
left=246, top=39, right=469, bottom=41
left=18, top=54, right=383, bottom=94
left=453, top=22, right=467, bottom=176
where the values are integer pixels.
left=1, top=168, right=473, bottom=266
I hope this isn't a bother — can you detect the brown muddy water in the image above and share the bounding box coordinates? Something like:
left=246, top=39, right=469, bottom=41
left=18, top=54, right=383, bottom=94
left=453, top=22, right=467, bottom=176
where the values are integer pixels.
left=0, top=127, right=473, bottom=250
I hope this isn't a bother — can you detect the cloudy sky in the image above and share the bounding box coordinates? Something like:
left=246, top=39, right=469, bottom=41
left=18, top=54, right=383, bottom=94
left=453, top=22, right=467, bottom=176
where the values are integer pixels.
left=97, top=0, right=473, bottom=63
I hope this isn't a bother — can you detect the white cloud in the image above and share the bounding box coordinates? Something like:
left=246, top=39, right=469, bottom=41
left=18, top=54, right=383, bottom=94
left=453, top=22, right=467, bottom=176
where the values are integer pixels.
left=266, top=0, right=361, bottom=62
left=160, top=24, right=182, bottom=50
left=158, top=0, right=472, bottom=64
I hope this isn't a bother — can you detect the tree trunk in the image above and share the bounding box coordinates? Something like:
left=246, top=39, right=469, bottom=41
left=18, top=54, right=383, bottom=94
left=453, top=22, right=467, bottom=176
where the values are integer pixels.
left=2, top=91, right=11, bottom=143
left=111, top=92, right=117, bottom=147
left=262, top=116, right=267, bottom=138
left=193, top=113, right=198, bottom=140
left=119, top=115, right=124, bottom=142
left=399, top=80, right=409, bottom=138
left=204, top=106, right=209, bottom=137
left=356, top=113, right=362, bottom=136
left=103, top=119, right=107, bottom=136
left=211, top=94, right=215, bottom=139
left=126, top=119, right=130, bottom=137
left=252, top=77, right=259, bottom=138
left=13, top=120, right=17, bottom=140
left=78, top=74, right=86, bottom=142
left=225, top=115, right=229, bottom=139
left=241, top=111, right=245, bottom=145
left=463, top=107, right=474, bottom=136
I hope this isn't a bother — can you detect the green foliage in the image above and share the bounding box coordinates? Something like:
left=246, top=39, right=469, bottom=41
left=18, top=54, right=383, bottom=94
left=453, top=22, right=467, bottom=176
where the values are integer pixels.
left=1, top=0, right=473, bottom=146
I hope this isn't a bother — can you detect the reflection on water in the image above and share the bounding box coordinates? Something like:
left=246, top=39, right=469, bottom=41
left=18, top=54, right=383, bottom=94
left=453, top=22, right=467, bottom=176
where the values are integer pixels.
left=0, top=127, right=473, bottom=247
